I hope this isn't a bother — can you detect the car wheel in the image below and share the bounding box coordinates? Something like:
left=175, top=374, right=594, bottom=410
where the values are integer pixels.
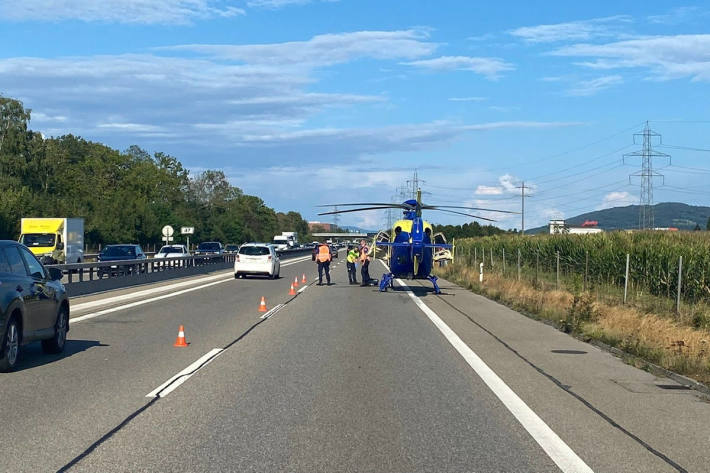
left=0, top=317, right=20, bottom=372
left=234, top=272, right=239, bottom=279
left=42, top=306, right=68, bottom=354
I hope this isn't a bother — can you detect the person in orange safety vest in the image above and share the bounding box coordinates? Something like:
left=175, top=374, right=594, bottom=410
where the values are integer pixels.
left=315, top=243, right=332, bottom=286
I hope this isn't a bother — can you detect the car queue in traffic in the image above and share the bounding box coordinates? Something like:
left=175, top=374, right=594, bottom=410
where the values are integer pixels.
left=0, top=237, right=347, bottom=371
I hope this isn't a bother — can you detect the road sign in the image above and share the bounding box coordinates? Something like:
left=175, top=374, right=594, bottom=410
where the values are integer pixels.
left=162, top=236, right=174, bottom=243
left=181, top=226, right=194, bottom=235
left=162, top=225, right=174, bottom=237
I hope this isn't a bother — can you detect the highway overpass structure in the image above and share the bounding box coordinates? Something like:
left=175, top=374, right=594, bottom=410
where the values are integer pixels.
left=0, top=248, right=706, bottom=472
left=311, top=232, right=371, bottom=239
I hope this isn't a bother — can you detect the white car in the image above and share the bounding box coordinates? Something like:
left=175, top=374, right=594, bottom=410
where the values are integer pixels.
left=154, top=245, right=190, bottom=259
left=234, top=243, right=280, bottom=279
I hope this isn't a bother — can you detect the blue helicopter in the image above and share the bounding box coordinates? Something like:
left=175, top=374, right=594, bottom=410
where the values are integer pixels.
left=318, top=189, right=516, bottom=294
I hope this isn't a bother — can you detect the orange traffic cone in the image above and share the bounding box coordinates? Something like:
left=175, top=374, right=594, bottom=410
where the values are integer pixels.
left=289, top=283, right=296, bottom=295
left=258, top=296, right=268, bottom=312
left=302, top=273, right=307, bottom=284
left=293, top=276, right=299, bottom=287
left=174, top=325, right=188, bottom=347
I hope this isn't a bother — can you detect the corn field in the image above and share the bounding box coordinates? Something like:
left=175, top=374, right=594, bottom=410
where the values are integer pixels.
left=453, top=232, right=710, bottom=306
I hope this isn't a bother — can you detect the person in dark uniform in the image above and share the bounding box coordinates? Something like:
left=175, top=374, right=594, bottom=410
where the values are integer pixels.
left=359, top=240, right=372, bottom=286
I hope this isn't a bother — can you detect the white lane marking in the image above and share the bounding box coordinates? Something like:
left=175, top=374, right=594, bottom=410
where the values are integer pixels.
left=146, top=348, right=223, bottom=398
left=71, top=273, right=231, bottom=311
left=297, top=285, right=308, bottom=293
left=397, top=279, right=594, bottom=473
left=72, top=279, right=232, bottom=324
left=260, top=303, right=285, bottom=320
left=70, top=255, right=314, bottom=321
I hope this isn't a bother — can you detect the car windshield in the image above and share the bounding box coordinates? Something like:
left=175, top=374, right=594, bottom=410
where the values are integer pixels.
left=198, top=242, right=220, bottom=251
left=225, top=245, right=239, bottom=251
left=20, top=233, right=56, bottom=247
left=101, top=246, right=136, bottom=257
left=239, top=246, right=271, bottom=256
left=159, top=246, right=183, bottom=254
left=273, top=238, right=288, bottom=244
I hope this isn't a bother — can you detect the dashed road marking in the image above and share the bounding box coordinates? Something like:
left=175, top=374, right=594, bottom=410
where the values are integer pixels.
left=146, top=348, right=224, bottom=398
left=71, top=255, right=314, bottom=324
left=260, top=303, right=285, bottom=320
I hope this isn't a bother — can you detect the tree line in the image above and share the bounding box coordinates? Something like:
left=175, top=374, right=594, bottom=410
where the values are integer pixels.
left=432, top=221, right=512, bottom=240
left=0, top=95, right=311, bottom=248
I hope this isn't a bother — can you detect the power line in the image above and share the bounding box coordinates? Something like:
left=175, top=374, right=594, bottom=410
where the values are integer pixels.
left=528, top=143, right=634, bottom=183
left=659, top=144, right=710, bottom=153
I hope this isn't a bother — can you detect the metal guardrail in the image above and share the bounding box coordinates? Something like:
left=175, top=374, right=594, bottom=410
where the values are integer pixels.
left=49, top=247, right=314, bottom=284
left=82, top=252, right=157, bottom=262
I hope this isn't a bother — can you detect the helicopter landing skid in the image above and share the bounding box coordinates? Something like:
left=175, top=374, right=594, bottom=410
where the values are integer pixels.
left=379, top=273, right=395, bottom=292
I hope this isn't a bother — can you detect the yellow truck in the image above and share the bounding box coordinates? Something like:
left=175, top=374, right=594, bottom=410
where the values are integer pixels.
left=19, top=218, right=84, bottom=265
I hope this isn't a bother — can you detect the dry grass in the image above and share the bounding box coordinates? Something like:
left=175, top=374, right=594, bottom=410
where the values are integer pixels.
left=438, top=263, right=710, bottom=384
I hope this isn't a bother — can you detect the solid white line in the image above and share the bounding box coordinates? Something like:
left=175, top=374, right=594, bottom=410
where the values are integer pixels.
left=397, top=279, right=594, bottom=473
left=146, top=348, right=224, bottom=398
left=260, top=303, right=284, bottom=320
left=71, top=279, right=233, bottom=324
left=70, top=254, right=314, bottom=321
left=297, top=285, right=308, bottom=293
left=71, top=272, right=231, bottom=311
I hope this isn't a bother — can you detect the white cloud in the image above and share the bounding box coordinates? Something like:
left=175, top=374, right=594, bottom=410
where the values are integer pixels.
left=448, top=96, right=487, bottom=102
left=487, top=105, right=520, bottom=112
left=0, top=0, right=245, bottom=24
left=552, top=34, right=710, bottom=81
left=30, top=112, right=67, bottom=123
left=166, top=29, right=438, bottom=66
left=0, top=22, right=579, bottom=165
left=647, top=6, right=704, bottom=25
left=460, top=121, right=581, bottom=131
left=598, top=191, right=636, bottom=209
left=247, top=0, right=337, bottom=8
left=475, top=185, right=503, bottom=195
left=403, top=56, right=514, bottom=80
left=509, top=15, right=632, bottom=43
left=567, top=75, right=623, bottom=96
left=498, top=174, right=519, bottom=193
left=541, top=208, right=564, bottom=220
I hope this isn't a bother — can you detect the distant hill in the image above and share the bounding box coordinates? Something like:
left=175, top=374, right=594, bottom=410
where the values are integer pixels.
left=529, top=202, right=710, bottom=234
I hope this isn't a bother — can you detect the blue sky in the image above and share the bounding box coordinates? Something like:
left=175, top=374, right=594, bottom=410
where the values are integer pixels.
left=1, top=0, right=710, bottom=230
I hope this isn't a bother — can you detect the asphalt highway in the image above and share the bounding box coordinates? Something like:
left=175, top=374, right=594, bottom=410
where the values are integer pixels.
left=1, top=252, right=708, bottom=472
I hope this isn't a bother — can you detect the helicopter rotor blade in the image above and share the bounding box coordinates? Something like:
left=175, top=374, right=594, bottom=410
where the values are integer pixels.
left=431, top=208, right=497, bottom=222
left=316, top=202, right=414, bottom=209
left=422, top=205, right=518, bottom=214
left=317, top=206, right=400, bottom=216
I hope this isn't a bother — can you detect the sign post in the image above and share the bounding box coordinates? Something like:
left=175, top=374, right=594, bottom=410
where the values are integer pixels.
left=181, top=226, right=194, bottom=252
left=161, top=225, right=174, bottom=246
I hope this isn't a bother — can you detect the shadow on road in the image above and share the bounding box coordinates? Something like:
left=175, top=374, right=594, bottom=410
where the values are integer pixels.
left=12, top=339, right=108, bottom=372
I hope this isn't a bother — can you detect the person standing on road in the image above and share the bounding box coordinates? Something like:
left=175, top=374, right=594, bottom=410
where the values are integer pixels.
left=359, top=240, right=372, bottom=286
left=346, top=245, right=360, bottom=285
left=315, top=242, right=332, bottom=286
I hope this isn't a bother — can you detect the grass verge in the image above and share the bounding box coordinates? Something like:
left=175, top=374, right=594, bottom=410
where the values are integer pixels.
left=437, top=263, right=710, bottom=385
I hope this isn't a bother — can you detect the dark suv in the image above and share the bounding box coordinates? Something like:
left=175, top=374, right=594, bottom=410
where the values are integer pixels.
left=97, top=244, right=147, bottom=278
left=194, top=241, right=223, bottom=256
left=0, top=240, right=69, bottom=371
